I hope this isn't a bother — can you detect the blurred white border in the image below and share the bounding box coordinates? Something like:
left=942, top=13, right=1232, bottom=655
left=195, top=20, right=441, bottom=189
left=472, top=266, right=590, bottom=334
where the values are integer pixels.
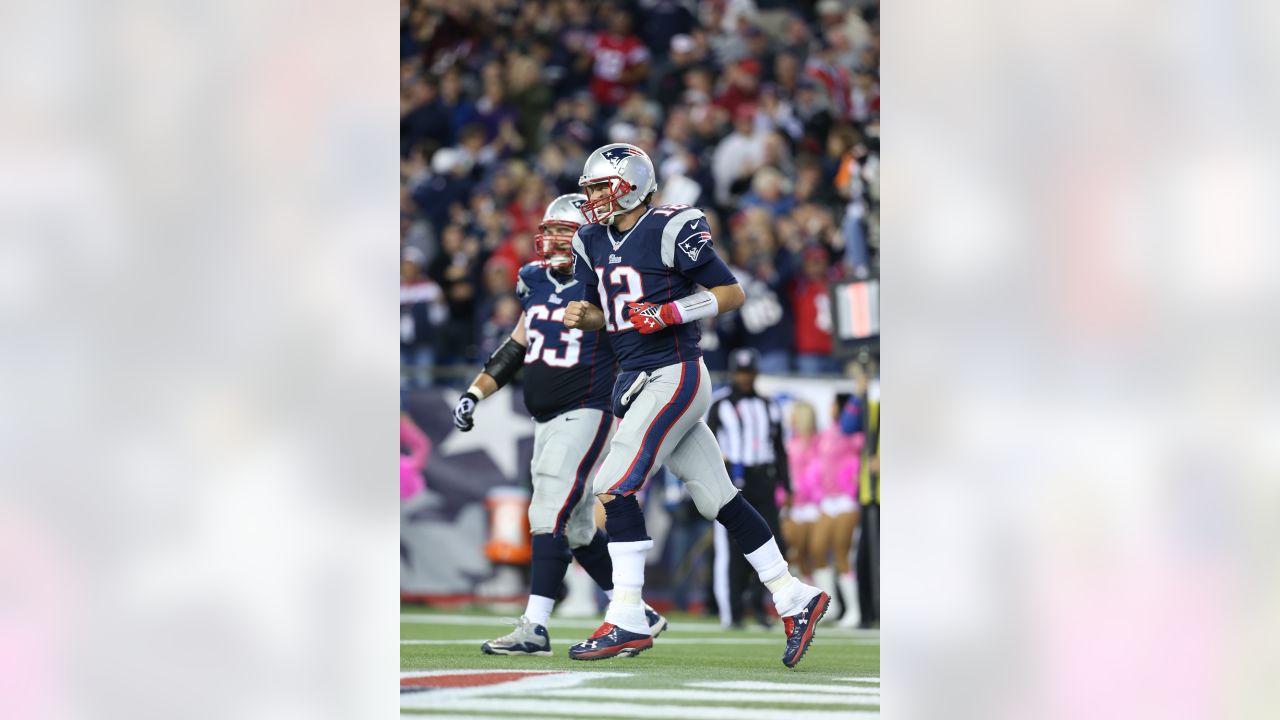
left=0, top=1, right=398, bottom=718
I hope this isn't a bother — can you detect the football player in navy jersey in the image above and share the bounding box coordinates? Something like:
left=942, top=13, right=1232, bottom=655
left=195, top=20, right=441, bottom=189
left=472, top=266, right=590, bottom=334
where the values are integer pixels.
left=561, top=143, right=830, bottom=667
left=453, top=194, right=667, bottom=656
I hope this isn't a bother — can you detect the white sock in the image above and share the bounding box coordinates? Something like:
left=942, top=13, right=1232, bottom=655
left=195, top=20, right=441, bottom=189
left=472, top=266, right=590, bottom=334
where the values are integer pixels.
left=604, top=587, right=650, bottom=634
left=746, top=541, right=821, bottom=617
left=607, top=540, right=652, bottom=588
left=744, top=538, right=790, bottom=586
left=524, top=594, right=555, bottom=627
left=603, top=541, right=652, bottom=634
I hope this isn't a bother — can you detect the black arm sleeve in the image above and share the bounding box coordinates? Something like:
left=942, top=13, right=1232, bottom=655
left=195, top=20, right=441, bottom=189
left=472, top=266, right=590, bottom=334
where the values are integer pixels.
left=482, top=336, right=526, bottom=390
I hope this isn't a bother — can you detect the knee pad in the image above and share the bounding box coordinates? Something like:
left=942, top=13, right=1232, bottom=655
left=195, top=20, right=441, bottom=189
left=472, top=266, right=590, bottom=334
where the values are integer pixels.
left=686, top=473, right=737, bottom=520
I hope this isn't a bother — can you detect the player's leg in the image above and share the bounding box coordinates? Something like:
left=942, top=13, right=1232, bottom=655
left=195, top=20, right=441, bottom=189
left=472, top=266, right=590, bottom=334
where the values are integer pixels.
left=481, top=419, right=561, bottom=656
left=665, top=409, right=830, bottom=668
left=564, top=413, right=616, bottom=596
left=744, top=468, right=782, bottom=626
left=809, top=511, right=837, bottom=611
left=482, top=410, right=611, bottom=656
left=570, top=361, right=708, bottom=659
left=834, top=506, right=861, bottom=626
left=564, top=428, right=671, bottom=638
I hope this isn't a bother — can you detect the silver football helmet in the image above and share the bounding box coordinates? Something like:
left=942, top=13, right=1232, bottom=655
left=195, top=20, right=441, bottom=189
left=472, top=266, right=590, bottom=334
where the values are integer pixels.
left=534, top=193, right=587, bottom=273
left=578, top=143, right=658, bottom=226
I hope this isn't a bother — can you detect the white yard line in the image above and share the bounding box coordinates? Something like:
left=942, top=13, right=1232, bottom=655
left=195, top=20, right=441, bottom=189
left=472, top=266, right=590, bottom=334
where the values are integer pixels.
left=687, top=680, right=880, bottom=695
left=402, top=697, right=881, bottom=719
left=836, top=677, right=881, bottom=684
left=401, top=613, right=880, bottom=638
left=402, top=715, right=512, bottom=720
left=402, top=637, right=877, bottom=646
left=536, top=687, right=879, bottom=705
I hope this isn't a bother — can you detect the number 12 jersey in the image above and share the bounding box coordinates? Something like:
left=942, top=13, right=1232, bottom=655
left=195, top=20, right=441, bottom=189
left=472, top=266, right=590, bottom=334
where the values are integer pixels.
left=572, top=204, right=738, bottom=373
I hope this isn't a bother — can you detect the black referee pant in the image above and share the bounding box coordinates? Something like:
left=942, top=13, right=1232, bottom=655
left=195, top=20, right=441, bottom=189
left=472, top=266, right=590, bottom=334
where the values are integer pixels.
left=713, top=466, right=782, bottom=627
left=855, top=501, right=880, bottom=626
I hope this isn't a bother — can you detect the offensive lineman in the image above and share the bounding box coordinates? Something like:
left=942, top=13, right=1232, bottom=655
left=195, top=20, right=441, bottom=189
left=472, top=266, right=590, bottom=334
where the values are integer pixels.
left=562, top=144, right=830, bottom=667
left=453, top=194, right=667, bottom=656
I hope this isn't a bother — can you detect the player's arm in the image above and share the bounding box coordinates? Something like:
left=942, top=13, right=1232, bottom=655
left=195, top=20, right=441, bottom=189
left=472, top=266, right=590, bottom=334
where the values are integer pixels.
left=627, top=212, right=746, bottom=334
left=452, top=314, right=528, bottom=432
left=563, top=232, right=606, bottom=331
left=563, top=301, right=605, bottom=331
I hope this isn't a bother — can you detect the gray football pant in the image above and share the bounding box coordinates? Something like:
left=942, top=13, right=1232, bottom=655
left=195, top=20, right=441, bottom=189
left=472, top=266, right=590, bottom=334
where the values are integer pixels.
left=529, top=407, right=613, bottom=548
left=592, top=358, right=737, bottom=519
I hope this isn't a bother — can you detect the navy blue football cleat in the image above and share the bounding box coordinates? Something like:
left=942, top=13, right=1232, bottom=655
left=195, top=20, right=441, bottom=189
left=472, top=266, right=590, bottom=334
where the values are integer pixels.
left=568, top=622, right=653, bottom=661
left=481, top=616, right=552, bottom=657
left=781, top=591, right=830, bottom=668
left=645, top=606, right=669, bottom=638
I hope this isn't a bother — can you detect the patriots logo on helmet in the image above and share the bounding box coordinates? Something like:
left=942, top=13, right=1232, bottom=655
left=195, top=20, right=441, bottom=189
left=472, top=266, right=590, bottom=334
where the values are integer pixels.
left=678, top=231, right=711, bottom=262
left=601, top=146, right=644, bottom=163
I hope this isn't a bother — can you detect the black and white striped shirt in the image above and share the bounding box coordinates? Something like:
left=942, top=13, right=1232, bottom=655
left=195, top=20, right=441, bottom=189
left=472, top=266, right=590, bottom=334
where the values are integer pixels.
left=707, top=389, right=789, bottom=483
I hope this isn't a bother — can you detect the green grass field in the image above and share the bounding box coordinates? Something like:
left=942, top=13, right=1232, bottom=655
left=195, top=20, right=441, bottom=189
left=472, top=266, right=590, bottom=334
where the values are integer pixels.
left=401, top=606, right=880, bottom=718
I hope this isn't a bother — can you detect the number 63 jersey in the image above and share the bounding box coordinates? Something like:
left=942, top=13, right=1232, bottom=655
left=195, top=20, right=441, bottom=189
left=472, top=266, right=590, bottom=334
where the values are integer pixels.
left=516, top=262, right=616, bottom=423
left=571, top=204, right=738, bottom=373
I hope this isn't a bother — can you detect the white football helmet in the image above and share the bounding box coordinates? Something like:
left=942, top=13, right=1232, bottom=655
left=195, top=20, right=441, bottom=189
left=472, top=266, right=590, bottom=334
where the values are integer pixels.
left=534, top=193, right=587, bottom=273
left=578, top=143, right=658, bottom=226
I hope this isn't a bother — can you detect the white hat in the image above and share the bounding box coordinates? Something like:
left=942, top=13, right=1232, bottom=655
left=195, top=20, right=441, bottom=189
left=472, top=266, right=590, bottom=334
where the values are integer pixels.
left=671, top=34, right=695, bottom=54
left=817, top=0, right=845, bottom=15
left=431, top=147, right=460, bottom=175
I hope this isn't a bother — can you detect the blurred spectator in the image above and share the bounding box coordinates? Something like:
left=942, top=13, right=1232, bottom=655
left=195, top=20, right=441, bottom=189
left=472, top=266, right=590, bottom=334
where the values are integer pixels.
left=712, top=104, right=767, bottom=205
left=714, top=57, right=762, bottom=120
left=791, top=245, right=837, bottom=374
left=740, top=166, right=795, bottom=218
left=477, top=294, right=522, bottom=361
left=401, top=246, right=445, bottom=388
left=427, top=225, right=481, bottom=363
left=401, top=0, right=879, bottom=375
left=654, top=34, right=704, bottom=107
left=581, top=7, right=651, bottom=108
left=400, top=411, right=433, bottom=501
left=639, top=0, right=698, bottom=58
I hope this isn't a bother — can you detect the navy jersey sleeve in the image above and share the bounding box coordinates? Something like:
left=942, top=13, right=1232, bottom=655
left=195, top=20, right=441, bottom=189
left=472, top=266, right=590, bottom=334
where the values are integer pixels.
left=660, top=209, right=738, bottom=288
left=570, top=232, right=601, bottom=305
left=515, top=265, right=533, bottom=305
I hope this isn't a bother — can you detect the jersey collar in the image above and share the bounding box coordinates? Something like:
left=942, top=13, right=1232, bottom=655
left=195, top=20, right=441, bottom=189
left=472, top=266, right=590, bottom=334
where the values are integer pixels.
left=545, top=267, right=578, bottom=293
left=606, top=208, right=654, bottom=251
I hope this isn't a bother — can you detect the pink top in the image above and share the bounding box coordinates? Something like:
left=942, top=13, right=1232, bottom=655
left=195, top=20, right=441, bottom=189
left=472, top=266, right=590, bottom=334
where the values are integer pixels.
left=816, top=426, right=862, bottom=499
left=400, top=416, right=432, bottom=500
left=787, top=427, right=862, bottom=506
left=786, top=435, right=825, bottom=507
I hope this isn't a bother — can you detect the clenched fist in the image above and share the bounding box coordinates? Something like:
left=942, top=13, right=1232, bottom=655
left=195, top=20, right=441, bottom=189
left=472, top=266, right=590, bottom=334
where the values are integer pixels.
left=562, top=300, right=604, bottom=330
left=452, top=392, right=478, bottom=431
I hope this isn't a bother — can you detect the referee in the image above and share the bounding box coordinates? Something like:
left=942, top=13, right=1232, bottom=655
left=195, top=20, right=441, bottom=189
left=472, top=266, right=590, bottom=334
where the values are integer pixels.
left=707, top=349, right=791, bottom=628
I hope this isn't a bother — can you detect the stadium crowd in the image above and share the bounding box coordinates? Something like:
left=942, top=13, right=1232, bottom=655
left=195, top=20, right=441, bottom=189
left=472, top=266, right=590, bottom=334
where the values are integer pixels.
left=400, top=0, right=879, bottom=384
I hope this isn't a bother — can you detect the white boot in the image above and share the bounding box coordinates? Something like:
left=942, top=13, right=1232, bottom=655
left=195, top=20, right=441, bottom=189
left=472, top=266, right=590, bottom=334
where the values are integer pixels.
left=836, top=571, right=861, bottom=627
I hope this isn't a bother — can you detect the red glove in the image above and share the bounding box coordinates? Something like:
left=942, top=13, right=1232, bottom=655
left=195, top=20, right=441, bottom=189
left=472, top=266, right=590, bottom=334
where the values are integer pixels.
left=627, top=301, right=679, bottom=334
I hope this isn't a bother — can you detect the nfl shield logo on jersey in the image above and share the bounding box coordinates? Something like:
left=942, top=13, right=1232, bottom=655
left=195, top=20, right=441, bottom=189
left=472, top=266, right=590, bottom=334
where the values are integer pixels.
left=678, top=231, right=711, bottom=262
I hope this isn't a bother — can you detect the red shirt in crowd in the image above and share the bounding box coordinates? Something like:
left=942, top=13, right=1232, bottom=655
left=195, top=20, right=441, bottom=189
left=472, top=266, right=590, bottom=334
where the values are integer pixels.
left=587, top=32, right=650, bottom=106
left=792, top=278, right=834, bottom=355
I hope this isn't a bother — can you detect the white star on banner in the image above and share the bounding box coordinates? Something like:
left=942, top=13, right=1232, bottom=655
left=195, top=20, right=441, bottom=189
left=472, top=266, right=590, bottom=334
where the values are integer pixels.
left=437, top=388, right=534, bottom=482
